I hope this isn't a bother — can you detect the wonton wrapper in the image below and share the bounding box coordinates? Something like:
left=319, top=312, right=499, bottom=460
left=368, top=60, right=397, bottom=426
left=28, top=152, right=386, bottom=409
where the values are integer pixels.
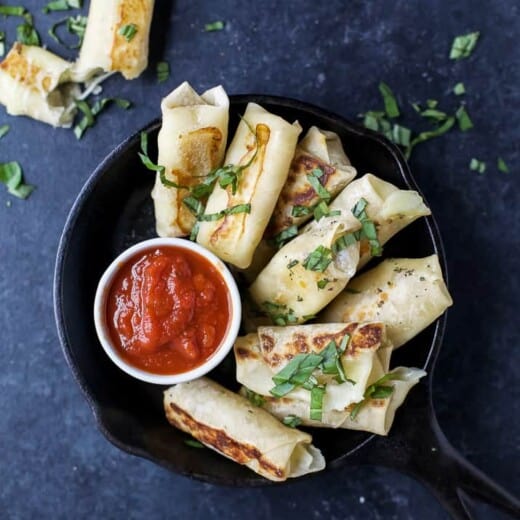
left=151, top=82, right=229, bottom=237
left=321, top=255, right=453, bottom=348
left=255, top=367, right=426, bottom=435
left=196, top=103, right=301, bottom=269
left=249, top=215, right=360, bottom=323
left=267, top=126, right=357, bottom=237
left=0, top=43, right=78, bottom=127
left=235, top=322, right=391, bottom=413
left=164, top=377, right=325, bottom=481
left=329, top=174, right=431, bottom=268
left=75, top=0, right=155, bottom=80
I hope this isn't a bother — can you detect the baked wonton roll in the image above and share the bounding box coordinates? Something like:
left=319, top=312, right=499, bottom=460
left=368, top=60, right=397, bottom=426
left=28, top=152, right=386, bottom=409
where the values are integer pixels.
left=151, top=82, right=229, bottom=237
left=163, top=377, right=325, bottom=481
left=329, top=174, right=431, bottom=268
left=256, top=367, right=426, bottom=435
left=196, top=103, right=301, bottom=269
left=0, top=43, right=78, bottom=127
left=249, top=215, right=360, bottom=323
left=235, top=322, right=391, bottom=413
left=321, top=255, right=453, bottom=348
left=267, top=126, right=357, bottom=238
left=75, top=0, right=155, bottom=80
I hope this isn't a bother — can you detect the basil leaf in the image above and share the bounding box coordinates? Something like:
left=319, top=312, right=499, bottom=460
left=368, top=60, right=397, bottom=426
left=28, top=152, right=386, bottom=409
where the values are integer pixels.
left=244, top=388, right=265, bottom=407
left=74, top=98, right=131, bottom=139
left=262, top=300, right=298, bottom=326
left=497, top=157, right=509, bottom=173
left=0, top=6, right=27, bottom=17
left=349, top=400, right=364, bottom=420
left=270, top=381, right=295, bottom=398
left=332, top=232, right=358, bottom=254
left=302, top=245, right=333, bottom=272
left=338, top=334, right=350, bottom=354
left=310, top=385, right=326, bottom=421
left=0, top=161, right=34, bottom=199
left=17, top=23, right=40, bottom=46
left=316, top=278, right=329, bottom=290
left=453, top=82, right=466, bottom=95
left=455, top=105, right=473, bottom=131
left=183, top=195, right=204, bottom=216
left=204, top=21, right=225, bottom=32
left=307, top=170, right=330, bottom=201
left=272, top=354, right=311, bottom=385
left=282, top=415, right=302, bottom=428
left=157, top=61, right=169, bottom=83
left=43, top=0, right=81, bottom=13
left=391, top=124, right=411, bottom=147
left=450, top=31, right=480, bottom=60
left=198, top=203, right=251, bottom=222
left=320, top=341, right=339, bottom=374
left=291, top=205, right=314, bottom=217
left=469, top=158, right=486, bottom=174
left=0, top=124, right=9, bottom=139
left=378, top=82, right=400, bottom=118
left=351, top=198, right=368, bottom=218
left=49, top=15, right=87, bottom=49
left=119, top=23, right=137, bottom=42
left=405, top=116, right=455, bottom=159
left=269, top=225, right=298, bottom=249
left=419, top=108, right=448, bottom=122
left=370, top=385, right=394, bottom=399
left=184, top=439, right=205, bottom=448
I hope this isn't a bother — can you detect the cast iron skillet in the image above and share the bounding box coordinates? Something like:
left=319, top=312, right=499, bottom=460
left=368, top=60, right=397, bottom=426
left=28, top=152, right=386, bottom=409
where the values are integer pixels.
left=54, top=95, right=519, bottom=519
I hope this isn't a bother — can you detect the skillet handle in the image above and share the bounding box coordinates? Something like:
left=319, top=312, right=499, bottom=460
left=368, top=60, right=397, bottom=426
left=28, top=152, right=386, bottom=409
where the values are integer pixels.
left=345, top=381, right=520, bottom=519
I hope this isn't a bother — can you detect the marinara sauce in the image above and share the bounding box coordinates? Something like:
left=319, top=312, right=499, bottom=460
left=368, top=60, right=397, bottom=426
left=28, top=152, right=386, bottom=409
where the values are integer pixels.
left=106, top=246, right=231, bottom=375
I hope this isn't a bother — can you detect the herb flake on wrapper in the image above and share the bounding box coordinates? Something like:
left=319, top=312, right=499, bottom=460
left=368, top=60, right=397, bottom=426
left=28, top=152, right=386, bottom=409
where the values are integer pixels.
left=282, top=415, right=302, bottom=428
left=119, top=23, right=137, bottom=42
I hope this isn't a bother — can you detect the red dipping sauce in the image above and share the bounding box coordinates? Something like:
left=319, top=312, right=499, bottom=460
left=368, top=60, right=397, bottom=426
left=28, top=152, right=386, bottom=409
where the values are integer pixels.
left=105, top=246, right=231, bottom=375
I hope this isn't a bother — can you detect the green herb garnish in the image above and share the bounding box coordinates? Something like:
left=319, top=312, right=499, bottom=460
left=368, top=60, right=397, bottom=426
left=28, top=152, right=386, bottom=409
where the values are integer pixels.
left=450, top=31, right=480, bottom=60
left=43, top=0, right=81, bottom=13
left=119, top=23, right=137, bottom=42
left=74, top=98, right=131, bottom=139
left=49, top=15, right=87, bottom=49
left=453, top=82, right=466, bottom=95
left=184, top=439, right=205, bottom=448
left=469, top=158, right=486, bottom=174
left=16, top=22, right=40, bottom=45
left=378, top=82, right=400, bottom=118
left=405, top=116, right=455, bottom=159
left=262, top=301, right=298, bottom=326
left=0, top=161, right=34, bottom=199
left=332, top=232, right=358, bottom=254
left=282, top=415, right=302, bottom=428
left=310, top=385, right=326, bottom=421
left=244, top=388, right=265, bottom=407
left=391, top=124, right=411, bottom=147
left=497, top=157, right=509, bottom=173
left=197, top=203, right=251, bottom=221
left=302, top=245, right=333, bottom=272
left=269, top=225, right=298, bottom=249
left=0, top=124, right=9, bottom=140
left=204, top=20, right=225, bottom=32
left=317, top=278, right=329, bottom=290
left=157, top=61, right=169, bottom=83
left=0, top=6, right=29, bottom=19
left=455, top=105, right=473, bottom=131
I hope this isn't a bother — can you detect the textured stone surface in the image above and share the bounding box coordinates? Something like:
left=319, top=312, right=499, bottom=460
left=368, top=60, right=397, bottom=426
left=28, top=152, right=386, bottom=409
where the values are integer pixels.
left=0, top=0, right=518, bottom=518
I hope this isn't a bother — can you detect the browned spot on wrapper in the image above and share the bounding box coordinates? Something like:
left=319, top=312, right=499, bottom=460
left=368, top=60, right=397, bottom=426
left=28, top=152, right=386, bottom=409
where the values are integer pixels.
left=165, top=402, right=285, bottom=479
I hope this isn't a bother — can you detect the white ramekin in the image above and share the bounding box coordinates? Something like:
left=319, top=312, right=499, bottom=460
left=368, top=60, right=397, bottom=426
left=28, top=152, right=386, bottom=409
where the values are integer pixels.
left=93, top=237, right=241, bottom=385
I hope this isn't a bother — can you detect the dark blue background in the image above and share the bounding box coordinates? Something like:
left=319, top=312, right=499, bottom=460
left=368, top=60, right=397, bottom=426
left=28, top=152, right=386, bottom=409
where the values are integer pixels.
left=1, top=1, right=518, bottom=518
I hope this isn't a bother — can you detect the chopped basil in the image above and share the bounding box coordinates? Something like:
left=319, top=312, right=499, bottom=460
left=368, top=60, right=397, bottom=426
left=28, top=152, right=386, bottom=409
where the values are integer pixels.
left=378, top=82, right=400, bottom=118
left=291, top=205, right=313, bottom=217
left=404, top=116, right=455, bottom=159
left=43, top=0, right=81, bottom=13
left=16, top=22, right=40, bottom=46
left=302, top=245, right=333, bottom=272
left=0, top=31, right=5, bottom=56
left=74, top=97, right=132, bottom=139
left=453, top=82, right=466, bottom=95
left=469, top=158, right=486, bottom=174
left=419, top=108, right=448, bottom=122
left=0, top=124, right=9, bottom=140
left=351, top=198, right=382, bottom=257
left=310, top=385, right=326, bottom=421
left=49, top=15, right=87, bottom=49
left=307, top=168, right=331, bottom=201
left=269, top=225, right=298, bottom=249
left=261, top=301, right=298, bottom=326
left=352, top=198, right=368, bottom=218
left=204, top=20, right=225, bottom=32
left=119, top=23, right=137, bottom=42
left=350, top=372, right=401, bottom=420
left=282, top=415, right=302, bottom=428
left=450, top=31, right=480, bottom=60
left=157, top=61, right=169, bottom=83
left=317, top=278, right=329, bottom=290
left=497, top=157, right=509, bottom=173
left=182, top=195, right=204, bottom=216
left=184, top=439, right=205, bottom=448
left=455, top=105, right=473, bottom=131
left=287, top=259, right=298, bottom=269
left=244, top=388, right=265, bottom=407
left=0, top=161, right=34, bottom=199
left=332, top=232, right=358, bottom=254
left=313, top=200, right=340, bottom=221
left=426, top=99, right=438, bottom=109
left=197, top=203, right=251, bottom=221
left=0, top=6, right=29, bottom=18
left=391, top=124, right=411, bottom=147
